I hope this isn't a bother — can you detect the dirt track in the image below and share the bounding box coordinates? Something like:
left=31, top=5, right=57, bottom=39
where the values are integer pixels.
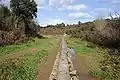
left=37, top=37, right=61, bottom=80
left=37, top=47, right=59, bottom=80
left=73, top=54, right=93, bottom=80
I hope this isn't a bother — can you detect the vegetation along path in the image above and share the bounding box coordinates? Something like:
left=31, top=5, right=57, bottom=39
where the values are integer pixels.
left=38, top=35, right=97, bottom=80
left=0, top=35, right=102, bottom=80
left=0, top=36, right=60, bottom=80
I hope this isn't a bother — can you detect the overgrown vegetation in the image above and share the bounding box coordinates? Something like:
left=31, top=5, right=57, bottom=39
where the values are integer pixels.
left=66, top=16, right=120, bottom=80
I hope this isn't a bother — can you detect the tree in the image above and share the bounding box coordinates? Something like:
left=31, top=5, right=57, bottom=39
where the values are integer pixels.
left=56, top=23, right=65, bottom=27
left=10, top=0, right=37, bottom=33
left=61, top=23, right=65, bottom=27
left=78, top=21, right=81, bottom=25
left=10, top=0, right=37, bottom=19
left=0, top=5, right=10, bottom=19
left=0, top=5, right=11, bottom=31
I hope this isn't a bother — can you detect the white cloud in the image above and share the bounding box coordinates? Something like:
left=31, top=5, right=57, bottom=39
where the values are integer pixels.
left=0, top=0, right=45, bottom=7
left=35, top=0, right=52, bottom=11
left=49, top=0, right=75, bottom=6
left=35, top=0, right=45, bottom=6
left=65, top=4, right=87, bottom=11
left=49, top=0, right=59, bottom=6
left=58, top=4, right=87, bottom=11
left=0, top=0, right=10, bottom=6
left=48, top=0, right=87, bottom=11
left=37, top=6, right=45, bottom=9
left=37, top=6, right=52, bottom=11
left=49, top=0, right=76, bottom=10
left=68, top=12, right=93, bottom=19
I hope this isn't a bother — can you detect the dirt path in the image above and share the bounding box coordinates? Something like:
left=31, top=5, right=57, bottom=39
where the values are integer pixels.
left=73, top=54, right=93, bottom=80
left=37, top=37, right=61, bottom=80
left=37, top=47, right=59, bottom=80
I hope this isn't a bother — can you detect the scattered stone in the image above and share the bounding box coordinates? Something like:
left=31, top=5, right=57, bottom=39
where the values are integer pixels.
left=70, top=70, right=77, bottom=76
left=85, top=42, right=96, bottom=48
left=49, top=53, right=60, bottom=80
left=71, top=76, right=79, bottom=80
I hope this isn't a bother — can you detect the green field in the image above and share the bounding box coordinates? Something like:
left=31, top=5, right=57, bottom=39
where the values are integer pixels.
left=0, top=36, right=60, bottom=80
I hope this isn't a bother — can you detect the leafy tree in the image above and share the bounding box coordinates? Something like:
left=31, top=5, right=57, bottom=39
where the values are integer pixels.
left=10, top=0, right=37, bottom=19
left=10, top=0, right=37, bottom=33
left=0, top=5, right=11, bottom=31
left=0, top=5, right=10, bottom=19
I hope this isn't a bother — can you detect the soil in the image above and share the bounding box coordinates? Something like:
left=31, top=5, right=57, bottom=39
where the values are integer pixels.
left=37, top=42, right=60, bottom=80
left=73, top=54, right=93, bottom=80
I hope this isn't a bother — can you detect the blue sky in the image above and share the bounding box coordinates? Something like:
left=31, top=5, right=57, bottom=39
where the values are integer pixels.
left=1, top=0, right=120, bottom=26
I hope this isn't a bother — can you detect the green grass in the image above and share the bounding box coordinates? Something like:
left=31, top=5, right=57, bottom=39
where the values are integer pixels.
left=0, top=36, right=57, bottom=56
left=12, top=50, right=48, bottom=80
left=0, top=40, right=36, bottom=56
left=0, top=36, right=59, bottom=80
left=66, top=38, right=98, bottom=55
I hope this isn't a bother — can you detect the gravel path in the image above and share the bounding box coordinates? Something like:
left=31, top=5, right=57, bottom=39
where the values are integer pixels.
left=57, top=36, right=71, bottom=80
left=49, top=35, right=79, bottom=80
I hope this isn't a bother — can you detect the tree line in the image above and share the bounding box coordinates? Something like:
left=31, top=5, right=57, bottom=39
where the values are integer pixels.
left=0, top=0, right=41, bottom=45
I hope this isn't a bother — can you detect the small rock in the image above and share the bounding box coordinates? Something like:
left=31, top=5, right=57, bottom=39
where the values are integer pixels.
left=70, top=70, right=77, bottom=76
left=71, top=76, right=79, bottom=80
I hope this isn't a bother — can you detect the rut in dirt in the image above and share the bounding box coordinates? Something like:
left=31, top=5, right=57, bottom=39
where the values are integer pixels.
left=49, top=35, right=79, bottom=80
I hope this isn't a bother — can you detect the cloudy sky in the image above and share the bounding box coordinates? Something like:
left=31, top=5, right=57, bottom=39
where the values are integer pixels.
left=1, top=0, right=120, bottom=26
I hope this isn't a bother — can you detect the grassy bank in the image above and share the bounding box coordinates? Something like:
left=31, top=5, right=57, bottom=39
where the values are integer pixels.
left=66, top=38, right=98, bottom=55
left=66, top=37, right=105, bottom=80
left=0, top=36, right=60, bottom=80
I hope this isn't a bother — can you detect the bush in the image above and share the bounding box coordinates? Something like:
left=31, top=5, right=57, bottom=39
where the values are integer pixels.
left=0, top=58, right=23, bottom=80
left=100, top=49, right=120, bottom=80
